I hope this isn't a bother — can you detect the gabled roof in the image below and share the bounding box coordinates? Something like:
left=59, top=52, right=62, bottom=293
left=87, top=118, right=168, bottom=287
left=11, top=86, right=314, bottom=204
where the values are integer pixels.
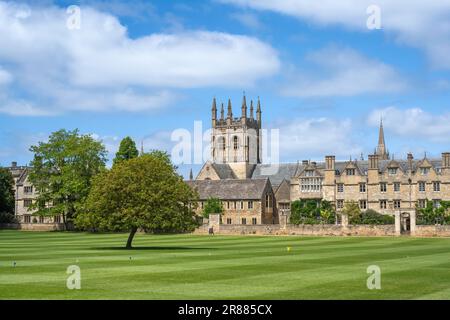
left=251, top=163, right=299, bottom=186
left=187, top=178, right=271, bottom=200
left=211, top=163, right=237, bottom=179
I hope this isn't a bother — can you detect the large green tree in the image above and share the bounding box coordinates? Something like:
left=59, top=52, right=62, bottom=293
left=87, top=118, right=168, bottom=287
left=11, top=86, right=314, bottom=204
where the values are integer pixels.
left=113, top=137, right=139, bottom=165
left=76, top=151, right=199, bottom=248
left=29, top=129, right=107, bottom=229
left=0, top=168, right=15, bottom=214
left=202, top=197, right=223, bottom=219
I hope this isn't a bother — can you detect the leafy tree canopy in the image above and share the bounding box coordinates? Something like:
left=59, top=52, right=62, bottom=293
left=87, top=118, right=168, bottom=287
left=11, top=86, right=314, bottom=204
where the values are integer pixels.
left=28, top=129, right=107, bottom=228
left=76, top=151, right=199, bottom=248
left=417, top=200, right=450, bottom=225
left=202, top=197, right=223, bottom=219
left=0, top=168, right=15, bottom=214
left=113, top=137, right=139, bottom=165
left=290, top=199, right=336, bottom=225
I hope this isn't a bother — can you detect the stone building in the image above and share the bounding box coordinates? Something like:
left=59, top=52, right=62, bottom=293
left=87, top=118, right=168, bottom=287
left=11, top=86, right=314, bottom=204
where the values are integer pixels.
left=5, top=162, right=61, bottom=224
left=192, top=95, right=450, bottom=226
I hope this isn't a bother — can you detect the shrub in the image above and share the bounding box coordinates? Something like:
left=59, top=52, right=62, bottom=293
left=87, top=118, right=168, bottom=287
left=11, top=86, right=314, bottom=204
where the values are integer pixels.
left=350, top=209, right=394, bottom=225
left=0, top=212, right=18, bottom=224
left=290, top=200, right=336, bottom=225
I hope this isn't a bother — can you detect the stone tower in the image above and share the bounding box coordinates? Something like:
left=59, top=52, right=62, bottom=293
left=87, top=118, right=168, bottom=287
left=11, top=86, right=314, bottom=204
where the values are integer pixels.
left=210, top=94, right=262, bottom=179
left=376, top=118, right=390, bottom=160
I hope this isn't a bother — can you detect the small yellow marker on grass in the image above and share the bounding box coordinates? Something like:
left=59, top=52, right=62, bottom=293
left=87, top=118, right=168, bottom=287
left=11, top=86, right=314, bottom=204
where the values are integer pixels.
left=287, top=247, right=292, bottom=252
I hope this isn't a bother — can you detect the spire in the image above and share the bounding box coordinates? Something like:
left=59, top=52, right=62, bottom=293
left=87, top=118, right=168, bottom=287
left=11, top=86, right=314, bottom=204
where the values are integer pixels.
left=140, top=140, right=144, bottom=156
left=250, top=100, right=254, bottom=119
left=220, top=103, right=224, bottom=120
left=256, top=96, right=262, bottom=127
left=227, top=99, right=233, bottom=119
left=189, top=168, right=193, bottom=180
left=376, top=117, right=389, bottom=160
left=241, top=92, right=247, bottom=118
left=211, top=97, right=217, bottom=119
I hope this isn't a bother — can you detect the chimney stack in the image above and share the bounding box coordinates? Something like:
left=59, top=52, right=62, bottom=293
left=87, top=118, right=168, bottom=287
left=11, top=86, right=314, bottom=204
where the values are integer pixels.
left=325, top=156, right=335, bottom=170
left=368, top=154, right=379, bottom=170
left=442, top=152, right=450, bottom=168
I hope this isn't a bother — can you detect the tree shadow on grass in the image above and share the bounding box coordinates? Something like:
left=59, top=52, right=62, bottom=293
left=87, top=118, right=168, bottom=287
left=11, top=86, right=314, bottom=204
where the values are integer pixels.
left=93, top=246, right=216, bottom=251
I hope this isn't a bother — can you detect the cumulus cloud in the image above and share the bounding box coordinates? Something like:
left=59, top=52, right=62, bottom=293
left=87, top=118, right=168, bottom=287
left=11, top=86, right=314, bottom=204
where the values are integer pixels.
left=270, top=117, right=362, bottom=160
left=282, top=46, right=405, bottom=97
left=368, top=107, right=450, bottom=143
left=221, top=0, right=450, bottom=69
left=0, top=1, right=280, bottom=116
left=0, top=67, right=12, bottom=85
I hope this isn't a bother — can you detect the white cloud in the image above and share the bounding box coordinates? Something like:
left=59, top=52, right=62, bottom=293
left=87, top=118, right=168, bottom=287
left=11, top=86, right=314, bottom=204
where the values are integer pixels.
left=0, top=1, right=280, bottom=116
left=282, top=46, right=405, bottom=97
left=369, top=107, right=450, bottom=143
left=271, top=117, right=362, bottom=160
left=0, top=67, right=12, bottom=85
left=221, top=0, right=450, bottom=69
left=231, top=12, right=263, bottom=29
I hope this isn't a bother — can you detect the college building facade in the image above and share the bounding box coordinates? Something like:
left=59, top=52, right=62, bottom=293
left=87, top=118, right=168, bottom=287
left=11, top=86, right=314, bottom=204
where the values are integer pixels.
left=189, top=95, right=450, bottom=226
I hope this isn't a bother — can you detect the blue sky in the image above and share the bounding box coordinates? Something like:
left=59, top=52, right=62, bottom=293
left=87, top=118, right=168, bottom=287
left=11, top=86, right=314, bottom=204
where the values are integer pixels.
left=1, top=0, right=450, bottom=178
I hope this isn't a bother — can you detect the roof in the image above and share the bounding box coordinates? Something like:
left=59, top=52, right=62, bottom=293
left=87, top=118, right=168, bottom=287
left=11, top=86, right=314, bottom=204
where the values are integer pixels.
left=251, top=163, right=299, bottom=186
left=187, top=179, right=270, bottom=200
left=211, top=163, right=237, bottom=179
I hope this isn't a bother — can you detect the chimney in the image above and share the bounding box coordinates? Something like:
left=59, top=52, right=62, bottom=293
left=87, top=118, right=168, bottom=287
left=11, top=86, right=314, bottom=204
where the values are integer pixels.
left=368, top=154, right=379, bottom=170
left=302, top=160, right=309, bottom=166
left=325, top=156, right=335, bottom=170
left=442, top=152, right=450, bottom=168
left=407, top=153, right=414, bottom=171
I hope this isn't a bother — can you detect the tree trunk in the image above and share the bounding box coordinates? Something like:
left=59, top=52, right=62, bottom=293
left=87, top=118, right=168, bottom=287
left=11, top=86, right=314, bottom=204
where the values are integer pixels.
left=126, top=227, right=138, bottom=249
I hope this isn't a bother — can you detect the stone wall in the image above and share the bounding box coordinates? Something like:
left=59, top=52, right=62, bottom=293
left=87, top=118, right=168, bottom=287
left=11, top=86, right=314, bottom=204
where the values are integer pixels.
left=0, top=223, right=65, bottom=231
left=415, top=225, right=450, bottom=237
left=194, top=221, right=397, bottom=237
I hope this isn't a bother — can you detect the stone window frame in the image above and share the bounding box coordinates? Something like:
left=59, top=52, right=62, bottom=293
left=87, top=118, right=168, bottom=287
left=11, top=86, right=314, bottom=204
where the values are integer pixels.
left=394, top=182, right=401, bottom=192
left=233, top=136, right=239, bottom=150
left=241, top=217, right=247, bottom=225
left=433, top=199, right=441, bottom=208
left=420, top=167, right=430, bottom=175
left=433, top=181, right=441, bottom=192
left=247, top=201, right=253, bottom=209
left=380, top=200, right=387, bottom=209
left=394, top=200, right=401, bottom=209
left=380, top=182, right=387, bottom=193
left=252, top=218, right=257, bottom=225
left=24, top=215, right=31, bottom=223
left=388, top=168, right=398, bottom=175
left=359, top=183, right=366, bottom=193
left=346, top=168, right=356, bottom=176
left=24, top=186, right=33, bottom=194
left=226, top=218, right=232, bottom=225
left=337, top=200, right=344, bottom=209
left=337, top=184, right=344, bottom=193
left=418, top=199, right=426, bottom=209
left=359, top=200, right=367, bottom=210
left=23, top=199, right=33, bottom=208
left=418, top=181, right=426, bottom=192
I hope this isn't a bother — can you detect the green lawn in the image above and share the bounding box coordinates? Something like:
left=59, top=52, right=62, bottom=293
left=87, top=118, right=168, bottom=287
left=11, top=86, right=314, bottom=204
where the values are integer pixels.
left=1, top=230, right=450, bottom=300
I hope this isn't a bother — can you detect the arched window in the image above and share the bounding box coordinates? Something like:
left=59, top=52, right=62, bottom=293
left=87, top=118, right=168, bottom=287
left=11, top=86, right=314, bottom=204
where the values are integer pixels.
left=233, top=136, right=239, bottom=150
left=218, top=137, right=226, bottom=151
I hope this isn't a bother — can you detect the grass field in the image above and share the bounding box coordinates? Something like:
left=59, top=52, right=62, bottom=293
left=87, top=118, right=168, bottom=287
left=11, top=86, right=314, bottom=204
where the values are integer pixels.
left=1, top=230, right=450, bottom=300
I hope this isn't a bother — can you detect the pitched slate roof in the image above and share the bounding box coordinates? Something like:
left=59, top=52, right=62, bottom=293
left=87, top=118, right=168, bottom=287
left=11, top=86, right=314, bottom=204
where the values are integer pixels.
left=211, top=163, right=237, bottom=179
left=187, top=179, right=270, bottom=200
left=251, top=163, right=299, bottom=186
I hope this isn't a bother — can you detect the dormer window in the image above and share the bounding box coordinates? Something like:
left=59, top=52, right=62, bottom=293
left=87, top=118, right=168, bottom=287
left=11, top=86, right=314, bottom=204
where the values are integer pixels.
left=305, top=170, right=315, bottom=177
left=388, top=168, right=398, bottom=175
left=420, top=167, right=430, bottom=175
left=346, top=169, right=356, bottom=176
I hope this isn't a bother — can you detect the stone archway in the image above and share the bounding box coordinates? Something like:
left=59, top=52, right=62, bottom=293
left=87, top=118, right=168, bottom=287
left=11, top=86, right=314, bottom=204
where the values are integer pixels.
left=401, top=212, right=411, bottom=234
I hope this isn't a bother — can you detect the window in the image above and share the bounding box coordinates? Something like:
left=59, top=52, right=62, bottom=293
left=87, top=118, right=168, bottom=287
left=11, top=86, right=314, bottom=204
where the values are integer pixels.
left=433, top=182, right=441, bottom=192
left=241, top=218, right=247, bottom=225
left=388, top=168, right=398, bottom=175
left=394, top=182, right=401, bottom=192
left=23, top=199, right=32, bottom=208
left=419, top=182, right=426, bottom=192
left=227, top=218, right=232, bottom=225
left=265, top=194, right=272, bottom=208
left=380, top=183, right=387, bottom=193
left=380, top=200, right=387, bottom=209
left=300, top=178, right=323, bottom=192
left=219, top=137, right=226, bottom=151
left=24, top=186, right=33, bottom=194
left=252, top=218, right=257, bottom=225
left=337, top=200, right=344, bottom=209
left=359, top=200, right=367, bottom=210
left=54, top=215, right=61, bottom=223
left=337, top=184, right=344, bottom=193
left=305, top=170, right=315, bottom=177
left=359, top=183, right=366, bottom=193
left=418, top=199, right=426, bottom=209
left=433, top=200, right=441, bottom=208
left=233, top=136, right=239, bottom=150
left=239, top=201, right=244, bottom=210
left=436, top=168, right=442, bottom=174
left=394, top=200, right=401, bottom=209
left=247, top=201, right=253, bottom=209
left=227, top=202, right=230, bottom=209
left=39, top=216, right=44, bottom=223
left=346, top=169, right=356, bottom=176
left=420, top=167, right=430, bottom=175
left=24, top=215, right=31, bottom=223
left=280, top=203, right=290, bottom=210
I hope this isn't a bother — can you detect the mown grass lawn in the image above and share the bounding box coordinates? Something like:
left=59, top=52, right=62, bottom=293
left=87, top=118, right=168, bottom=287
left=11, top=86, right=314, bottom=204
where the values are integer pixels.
left=1, top=230, right=450, bottom=300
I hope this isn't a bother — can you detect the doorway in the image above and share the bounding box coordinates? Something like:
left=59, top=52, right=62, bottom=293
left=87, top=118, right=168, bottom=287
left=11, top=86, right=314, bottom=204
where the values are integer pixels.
left=401, top=212, right=411, bottom=234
